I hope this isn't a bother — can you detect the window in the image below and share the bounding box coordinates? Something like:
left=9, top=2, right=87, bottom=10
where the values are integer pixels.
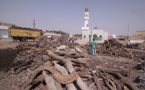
left=87, top=24, right=88, bottom=27
left=99, top=35, right=102, bottom=40
left=93, top=34, right=97, bottom=38
left=89, top=35, right=91, bottom=42
left=84, top=35, right=86, bottom=39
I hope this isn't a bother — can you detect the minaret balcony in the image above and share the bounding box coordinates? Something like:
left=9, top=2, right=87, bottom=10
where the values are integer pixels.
left=84, top=17, right=89, bottom=20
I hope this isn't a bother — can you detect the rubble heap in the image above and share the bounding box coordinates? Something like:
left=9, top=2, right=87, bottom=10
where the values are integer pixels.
left=16, top=36, right=77, bottom=50
left=5, top=37, right=138, bottom=90
left=98, top=39, right=134, bottom=58
left=139, top=41, right=145, bottom=49
left=11, top=36, right=79, bottom=73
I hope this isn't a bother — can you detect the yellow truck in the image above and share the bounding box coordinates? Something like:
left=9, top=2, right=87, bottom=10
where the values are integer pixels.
left=72, top=36, right=77, bottom=39
left=9, top=26, right=43, bottom=41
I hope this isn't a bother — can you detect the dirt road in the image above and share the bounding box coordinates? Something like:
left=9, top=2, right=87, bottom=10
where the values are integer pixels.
left=0, top=39, right=19, bottom=49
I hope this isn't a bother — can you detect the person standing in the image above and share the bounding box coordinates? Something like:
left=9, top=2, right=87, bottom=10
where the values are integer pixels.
left=91, top=38, right=97, bottom=55
left=72, top=38, right=75, bottom=44
left=89, top=41, right=92, bottom=54
left=68, top=38, right=72, bottom=44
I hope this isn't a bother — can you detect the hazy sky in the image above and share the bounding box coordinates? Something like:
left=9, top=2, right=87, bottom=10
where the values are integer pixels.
left=0, top=0, right=145, bottom=36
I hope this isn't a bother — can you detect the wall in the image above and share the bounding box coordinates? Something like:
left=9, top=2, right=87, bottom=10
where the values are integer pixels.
left=135, top=30, right=145, bottom=35
left=82, top=29, right=91, bottom=41
left=91, top=29, right=103, bottom=40
left=129, top=35, right=145, bottom=40
left=82, top=29, right=109, bottom=42
left=0, top=29, right=9, bottom=39
left=0, top=26, right=9, bottom=39
left=102, top=31, right=109, bottom=41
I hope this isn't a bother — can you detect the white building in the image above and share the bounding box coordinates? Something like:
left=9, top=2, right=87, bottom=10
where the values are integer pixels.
left=43, top=32, right=61, bottom=38
left=43, top=30, right=69, bottom=39
left=69, top=33, right=73, bottom=38
left=82, top=8, right=109, bottom=43
left=0, top=26, right=9, bottom=39
left=0, top=22, right=15, bottom=39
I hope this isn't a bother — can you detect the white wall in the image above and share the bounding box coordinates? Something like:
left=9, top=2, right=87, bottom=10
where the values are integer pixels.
left=0, top=29, right=9, bottom=38
left=102, top=31, right=109, bottom=41
left=91, top=29, right=103, bottom=40
left=82, top=29, right=91, bottom=41
left=0, top=26, right=9, bottom=39
left=82, top=29, right=109, bottom=42
left=43, top=32, right=61, bottom=38
left=0, top=26, right=9, bottom=29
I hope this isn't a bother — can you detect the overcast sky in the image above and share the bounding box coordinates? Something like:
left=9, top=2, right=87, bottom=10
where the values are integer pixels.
left=0, top=0, right=145, bottom=36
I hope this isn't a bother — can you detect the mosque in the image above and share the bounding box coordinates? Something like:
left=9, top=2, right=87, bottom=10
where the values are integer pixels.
left=81, top=8, right=109, bottom=42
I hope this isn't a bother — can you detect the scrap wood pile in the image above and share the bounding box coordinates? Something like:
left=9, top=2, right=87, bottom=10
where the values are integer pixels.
left=16, top=35, right=78, bottom=51
left=7, top=36, right=138, bottom=90
left=98, top=39, right=135, bottom=58
left=11, top=36, right=79, bottom=73
left=11, top=50, right=138, bottom=90
left=45, top=30, right=69, bottom=35
left=10, top=26, right=42, bottom=31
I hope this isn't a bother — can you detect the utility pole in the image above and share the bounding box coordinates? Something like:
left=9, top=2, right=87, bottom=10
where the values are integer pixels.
left=127, top=23, right=130, bottom=40
left=33, top=20, right=35, bottom=29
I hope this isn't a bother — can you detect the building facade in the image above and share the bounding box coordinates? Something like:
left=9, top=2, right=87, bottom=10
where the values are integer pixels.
left=135, top=30, right=145, bottom=36
left=129, top=30, right=145, bottom=40
left=0, top=26, right=9, bottom=39
left=44, top=30, right=69, bottom=39
left=0, top=22, right=15, bottom=39
left=82, top=8, right=108, bottom=42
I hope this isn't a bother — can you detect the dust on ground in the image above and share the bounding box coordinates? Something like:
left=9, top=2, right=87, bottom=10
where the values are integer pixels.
left=0, top=39, right=19, bottom=88
left=0, top=39, right=19, bottom=49
left=0, top=39, right=19, bottom=69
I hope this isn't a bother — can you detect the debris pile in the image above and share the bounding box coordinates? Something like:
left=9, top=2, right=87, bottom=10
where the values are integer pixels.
left=139, top=41, right=145, bottom=49
left=11, top=51, right=137, bottom=90
left=11, top=36, right=79, bottom=73
left=3, top=37, right=138, bottom=90
left=98, top=39, right=134, bottom=58
left=16, top=36, right=79, bottom=50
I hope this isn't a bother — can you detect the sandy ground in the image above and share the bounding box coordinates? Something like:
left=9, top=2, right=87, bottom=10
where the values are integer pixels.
left=0, top=39, right=19, bottom=49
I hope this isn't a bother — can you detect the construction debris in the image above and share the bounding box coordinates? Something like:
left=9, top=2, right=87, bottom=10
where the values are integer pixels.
left=56, top=45, right=68, bottom=50
left=140, top=41, right=145, bottom=49
left=97, top=39, right=135, bottom=58
left=1, top=37, right=143, bottom=90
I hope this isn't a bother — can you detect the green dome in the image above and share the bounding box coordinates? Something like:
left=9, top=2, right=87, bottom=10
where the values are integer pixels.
left=85, top=8, right=88, bottom=12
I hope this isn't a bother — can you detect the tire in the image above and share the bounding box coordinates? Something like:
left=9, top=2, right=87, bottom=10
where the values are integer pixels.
left=20, top=38, right=28, bottom=42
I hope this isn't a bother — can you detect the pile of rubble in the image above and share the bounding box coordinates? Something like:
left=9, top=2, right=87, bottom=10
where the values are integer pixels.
left=98, top=39, right=134, bottom=58
left=16, top=36, right=77, bottom=50
left=11, top=36, right=79, bottom=73
left=139, top=41, right=145, bottom=49
left=3, top=37, right=139, bottom=90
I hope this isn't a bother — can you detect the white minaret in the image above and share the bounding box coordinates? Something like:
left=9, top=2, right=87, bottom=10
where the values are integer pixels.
left=82, top=8, right=90, bottom=30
